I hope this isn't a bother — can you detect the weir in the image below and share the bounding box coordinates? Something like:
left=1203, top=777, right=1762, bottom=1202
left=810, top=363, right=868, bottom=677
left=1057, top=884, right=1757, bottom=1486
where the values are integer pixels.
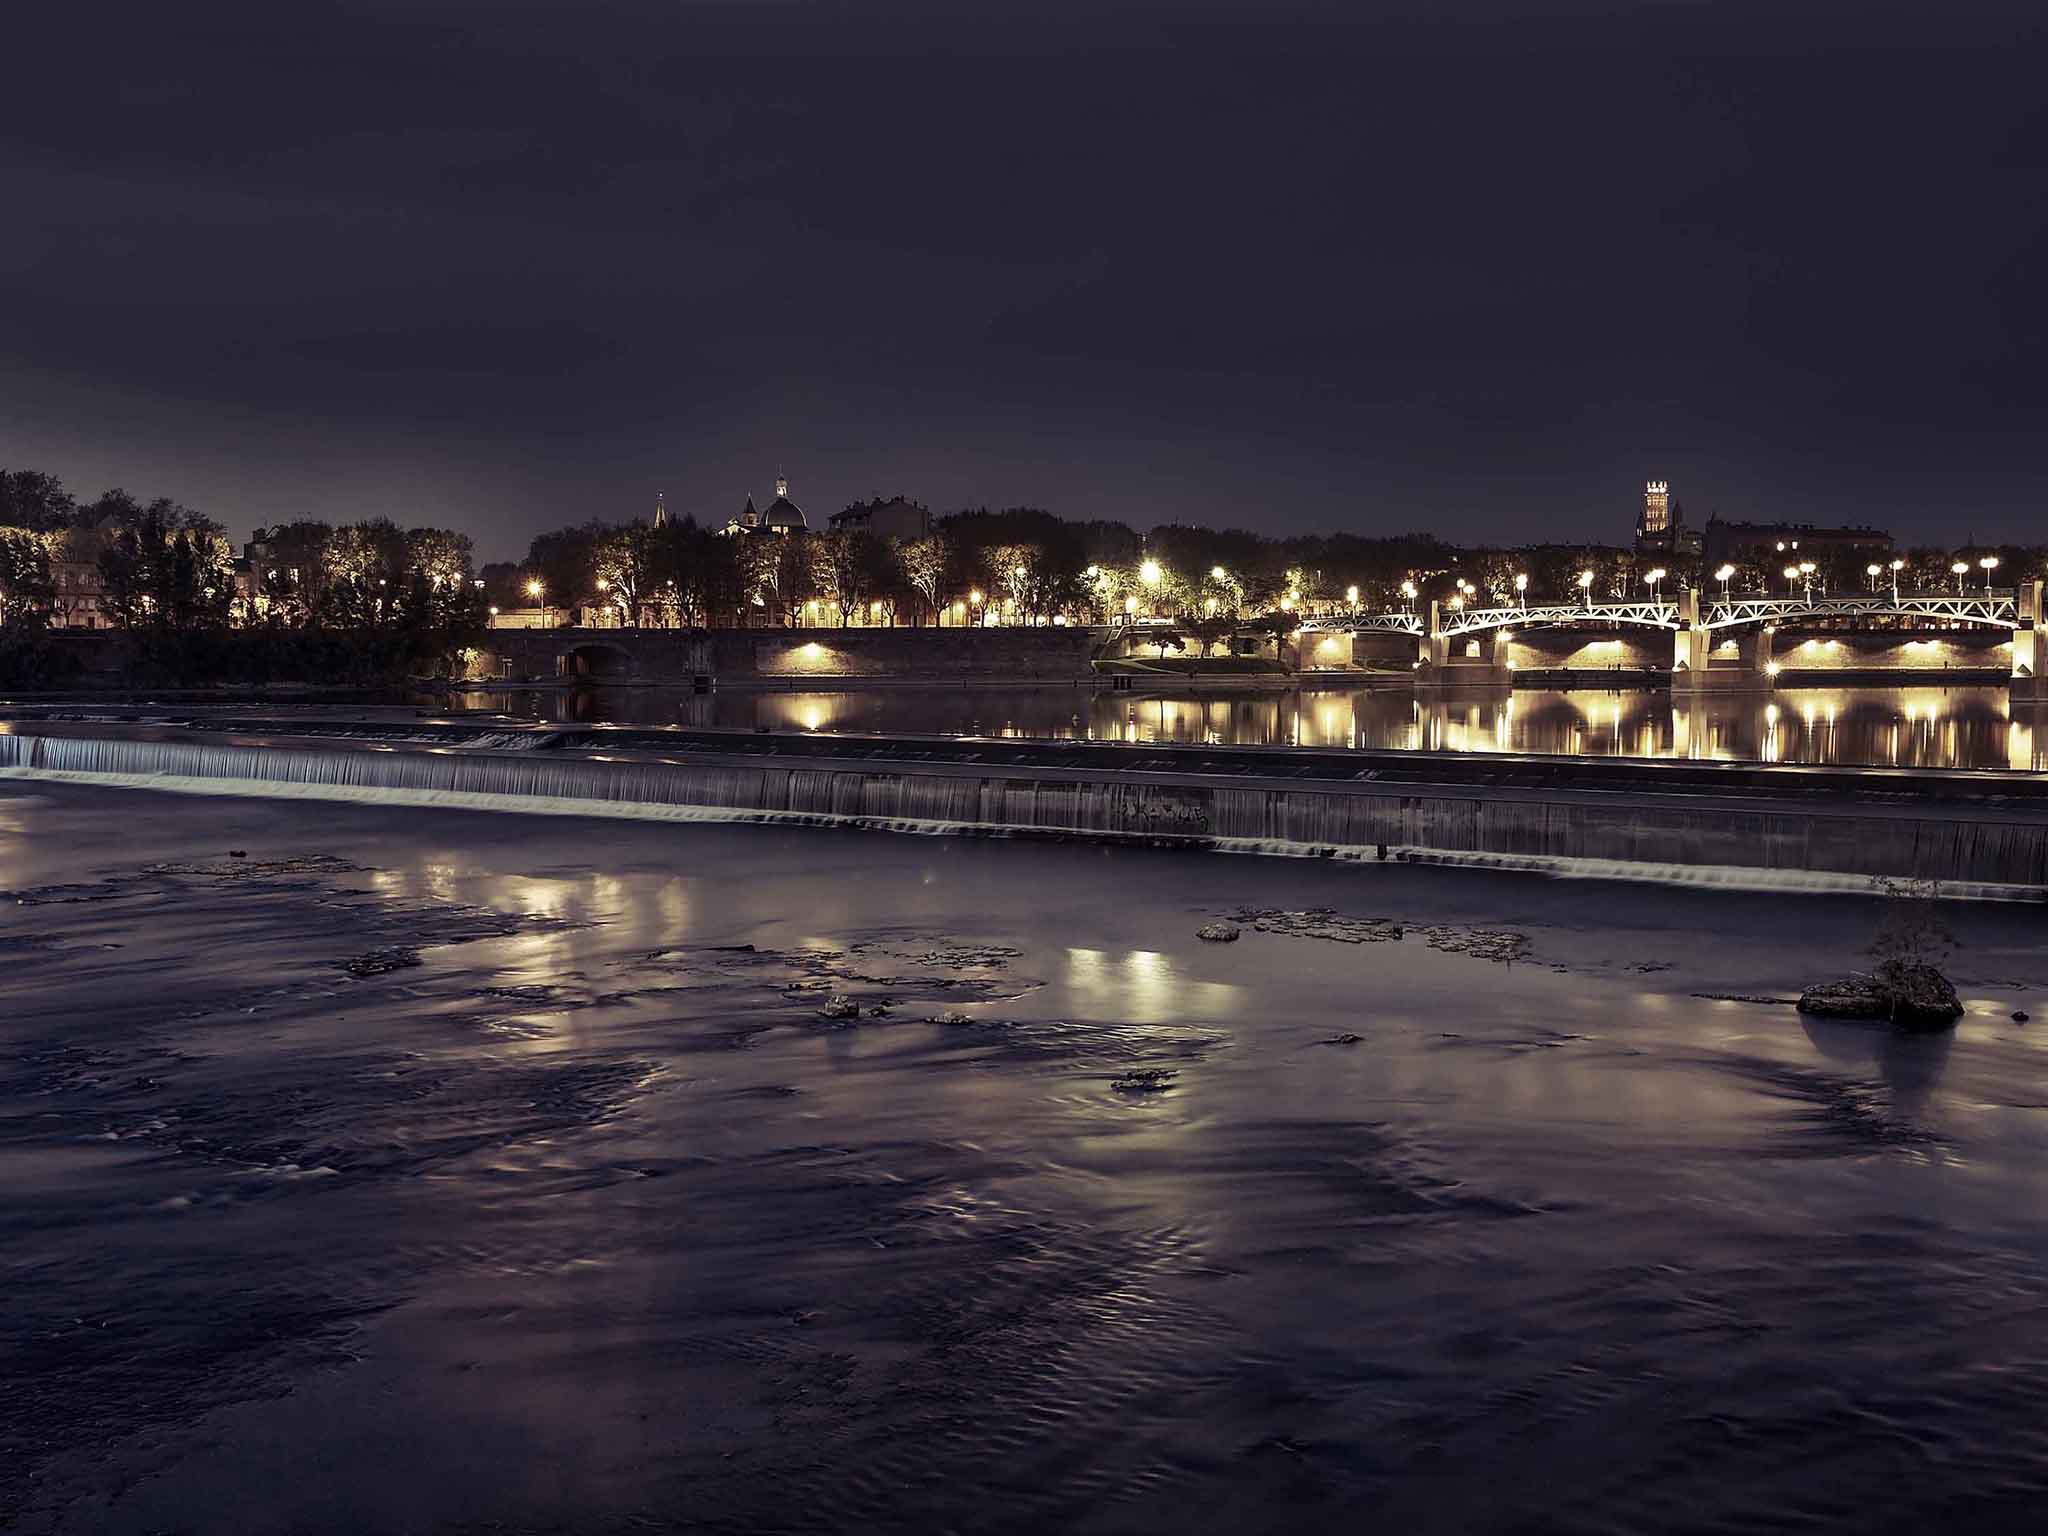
left=4, top=725, right=2045, bottom=896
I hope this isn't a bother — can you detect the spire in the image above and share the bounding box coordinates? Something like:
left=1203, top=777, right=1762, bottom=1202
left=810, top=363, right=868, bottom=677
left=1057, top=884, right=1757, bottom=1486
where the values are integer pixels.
left=654, top=489, right=667, bottom=529
left=775, top=473, right=789, bottom=499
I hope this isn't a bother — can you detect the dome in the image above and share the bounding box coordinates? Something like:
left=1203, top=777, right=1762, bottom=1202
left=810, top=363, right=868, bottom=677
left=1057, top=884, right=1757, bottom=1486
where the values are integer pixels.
left=761, top=475, right=806, bottom=530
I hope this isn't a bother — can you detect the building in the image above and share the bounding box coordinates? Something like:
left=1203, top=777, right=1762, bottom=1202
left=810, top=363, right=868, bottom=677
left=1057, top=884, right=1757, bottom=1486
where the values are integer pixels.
left=828, top=496, right=932, bottom=542
left=1634, top=480, right=1702, bottom=559
left=1701, top=517, right=1893, bottom=571
left=719, top=476, right=809, bottom=536
left=46, top=521, right=117, bottom=629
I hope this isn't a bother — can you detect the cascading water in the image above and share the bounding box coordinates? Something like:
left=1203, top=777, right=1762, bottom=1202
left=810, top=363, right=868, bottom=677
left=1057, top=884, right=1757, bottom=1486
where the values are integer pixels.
left=2, top=731, right=2042, bottom=898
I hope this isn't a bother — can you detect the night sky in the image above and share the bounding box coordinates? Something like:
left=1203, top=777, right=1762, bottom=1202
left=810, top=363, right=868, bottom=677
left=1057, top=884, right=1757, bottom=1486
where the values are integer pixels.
left=5, top=1, right=2044, bottom=557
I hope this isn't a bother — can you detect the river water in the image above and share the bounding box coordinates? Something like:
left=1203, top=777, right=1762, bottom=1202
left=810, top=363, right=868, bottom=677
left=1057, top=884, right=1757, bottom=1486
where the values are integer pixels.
left=441, top=682, right=2046, bottom=772
left=6, top=782, right=2048, bottom=1533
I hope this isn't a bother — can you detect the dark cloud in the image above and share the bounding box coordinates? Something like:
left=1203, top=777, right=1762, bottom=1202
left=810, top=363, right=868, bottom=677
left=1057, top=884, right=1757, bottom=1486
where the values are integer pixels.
left=4, top=1, right=2043, bottom=554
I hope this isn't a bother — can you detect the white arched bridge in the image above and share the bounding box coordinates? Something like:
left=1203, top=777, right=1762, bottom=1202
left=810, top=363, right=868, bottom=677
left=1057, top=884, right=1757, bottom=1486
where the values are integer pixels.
left=1323, top=590, right=2024, bottom=639
left=1306, top=583, right=2045, bottom=699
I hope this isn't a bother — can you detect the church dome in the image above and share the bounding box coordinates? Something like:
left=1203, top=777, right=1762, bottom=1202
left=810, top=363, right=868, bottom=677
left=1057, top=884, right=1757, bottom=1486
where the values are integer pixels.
left=762, top=476, right=806, bottom=531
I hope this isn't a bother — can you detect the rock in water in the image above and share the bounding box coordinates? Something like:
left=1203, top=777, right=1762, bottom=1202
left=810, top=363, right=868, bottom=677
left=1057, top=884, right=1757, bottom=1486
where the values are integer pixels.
left=1883, top=961, right=1964, bottom=1030
left=342, top=946, right=422, bottom=979
left=1195, top=922, right=1242, bottom=943
left=817, top=995, right=861, bottom=1020
left=1111, top=1068, right=1178, bottom=1094
left=1797, top=966, right=1962, bottom=1030
left=1796, top=974, right=1890, bottom=1021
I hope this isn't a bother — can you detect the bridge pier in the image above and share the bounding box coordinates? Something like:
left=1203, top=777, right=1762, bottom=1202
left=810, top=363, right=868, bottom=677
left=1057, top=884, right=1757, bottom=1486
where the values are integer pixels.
left=2016, top=580, right=2046, bottom=705
left=1415, top=601, right=1510, bottom=689
left=1672, top=588, right=1776, bottom=695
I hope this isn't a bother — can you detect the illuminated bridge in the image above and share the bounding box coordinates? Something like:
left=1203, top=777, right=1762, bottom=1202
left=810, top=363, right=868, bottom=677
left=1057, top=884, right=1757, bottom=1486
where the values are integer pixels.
left=1303, top=583, right=2044, bottom=699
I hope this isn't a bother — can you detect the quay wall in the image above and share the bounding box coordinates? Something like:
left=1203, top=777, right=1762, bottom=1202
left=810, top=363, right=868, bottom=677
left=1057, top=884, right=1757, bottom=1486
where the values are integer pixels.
left=4, top=731, right=2042, bottom=894
left=474, top=626, right=1106, bottom=683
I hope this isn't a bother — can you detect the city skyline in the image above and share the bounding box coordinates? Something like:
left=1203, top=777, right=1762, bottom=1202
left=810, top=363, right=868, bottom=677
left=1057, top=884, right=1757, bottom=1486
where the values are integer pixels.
left=6, top=2, right=2045, bottom=551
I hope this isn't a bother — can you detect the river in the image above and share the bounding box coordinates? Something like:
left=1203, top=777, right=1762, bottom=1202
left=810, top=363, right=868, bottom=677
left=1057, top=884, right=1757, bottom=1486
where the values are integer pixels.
left=436, top=682, right=2046, bottom=772
left=5, top=782, right=2048, bottom=1533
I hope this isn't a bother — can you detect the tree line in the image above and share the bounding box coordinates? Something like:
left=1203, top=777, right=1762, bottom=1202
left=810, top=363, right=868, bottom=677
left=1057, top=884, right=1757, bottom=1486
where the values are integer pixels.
left=0, top=468, right=485, bottom=685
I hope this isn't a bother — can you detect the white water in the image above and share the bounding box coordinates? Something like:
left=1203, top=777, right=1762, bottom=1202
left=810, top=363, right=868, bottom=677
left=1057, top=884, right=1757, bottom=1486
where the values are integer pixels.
left=5, top=731, right=2041, bottom=901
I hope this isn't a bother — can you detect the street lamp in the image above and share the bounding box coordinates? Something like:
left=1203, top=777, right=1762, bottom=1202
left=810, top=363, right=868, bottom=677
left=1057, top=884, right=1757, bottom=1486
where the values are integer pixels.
left=1866, top=562, right=1882, bottom=593
left=526, top=577, right=547, bottom=627
left=1513, top=572, right=1528, bottom=607
left=1783, top=563, right=1800, bottom=598
left=1980, top=554, right=2000, bottom=593
left=1644, top=566, right=1667, bottom=600
left=1139, top=559, right=1162, bottom=588
left=1345, top=583, right=1360, bottom=608
left=1798, top=561, right=1815, bottom=600
left=1210, top=565, right=1227, bottom=582
left=1951, top=560, right=1969, bottom=595
left=1714, top=563, right=1735, bottom=600
left=1400, top=579, right=1417, bottom=613
left=1577, top=569, right=1595, bottom=608
left=1889, top=558, right=1905, bottom=601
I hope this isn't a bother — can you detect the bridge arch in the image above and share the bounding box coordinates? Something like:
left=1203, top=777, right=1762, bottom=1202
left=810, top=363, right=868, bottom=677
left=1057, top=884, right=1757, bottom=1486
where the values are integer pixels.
left=562, top=642, right=635, bottom=680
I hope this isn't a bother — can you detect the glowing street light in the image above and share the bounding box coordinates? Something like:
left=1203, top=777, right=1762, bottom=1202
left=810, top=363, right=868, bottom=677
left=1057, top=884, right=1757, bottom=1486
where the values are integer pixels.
left=1577, top=569, right=1595, bottom=609
left=1980, top=554, right=2000, bottom=593
left=1400, top=579, right=1418, bottom=613
left=1783, top=563, right=1800, bottom=597
left=1866, top=562, right=1882, bottom=593
left=525, top=578, right=543, bottom=599
left=1644, top=566, right=1668, bottom=600
left=1714, top=563, right=1736, bottom=599
left=1951, top=560, right=1969, bottom=595
left=1889, top=557, right=1905, bottom=601
left=1513, top=572, right=1528, bottom=607
left=1139, top=559, right=1163, bottom=588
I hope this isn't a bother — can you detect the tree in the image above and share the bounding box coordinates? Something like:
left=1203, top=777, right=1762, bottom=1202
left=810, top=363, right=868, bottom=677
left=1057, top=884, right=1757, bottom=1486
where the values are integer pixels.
left=406, top=527, right=475, bottom=593
left=0, top=470, right=77, bottom=532
left=592, top=523, right=658, bottom=625
left=898, top=534, right=948, bottom=625
left=0, top=528, right=55, bottom=628
left=816, top=530, right=888, bottom=626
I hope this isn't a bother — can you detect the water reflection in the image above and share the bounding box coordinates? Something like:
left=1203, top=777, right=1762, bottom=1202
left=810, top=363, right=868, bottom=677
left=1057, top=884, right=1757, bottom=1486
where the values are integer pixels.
left=439, top=684, right=2046, bottom=772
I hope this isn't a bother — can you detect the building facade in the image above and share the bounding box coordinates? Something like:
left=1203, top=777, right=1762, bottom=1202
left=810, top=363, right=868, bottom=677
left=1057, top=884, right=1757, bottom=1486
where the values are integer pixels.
left=828, top=496, right=932, bottom=542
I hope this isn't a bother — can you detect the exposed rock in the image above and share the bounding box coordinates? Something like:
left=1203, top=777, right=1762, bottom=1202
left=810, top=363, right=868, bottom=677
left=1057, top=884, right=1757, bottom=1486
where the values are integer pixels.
left=1111, top=1067, right=1178, bottom=1095
left=1195, top=922, right=1242, bottom=943
left=1232, top=908, right=1402, bottom=944
left=817, top=995, right=862, bottom=1020
left=1798, top=966, right=1963, bottom=1031
left=1421, top=925, right=1528, bottom=963
left=1317, top=1033, right=1365, bottom=1046
left=342, top=946, right=421, bottom=979
left=1884, top=962, right=1964, bottom=1030
left=926, top=1010, right=975, bottom=1025
left=865, top=1004, right=892, bottom=1018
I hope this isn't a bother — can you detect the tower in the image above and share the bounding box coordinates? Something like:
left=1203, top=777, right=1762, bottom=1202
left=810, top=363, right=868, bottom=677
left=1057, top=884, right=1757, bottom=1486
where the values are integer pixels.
left=1642, top=480, right=1671, bottom=536
left=654, top=490, right=667, bottom=529
left=775, top=474, right=789, bottom=499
